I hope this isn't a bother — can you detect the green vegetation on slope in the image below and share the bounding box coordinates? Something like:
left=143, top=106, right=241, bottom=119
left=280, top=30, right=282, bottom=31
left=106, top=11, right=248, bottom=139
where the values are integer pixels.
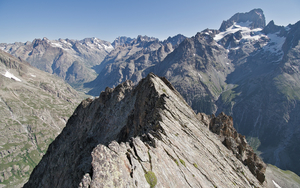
left=0, top=50, right=86, bottom=187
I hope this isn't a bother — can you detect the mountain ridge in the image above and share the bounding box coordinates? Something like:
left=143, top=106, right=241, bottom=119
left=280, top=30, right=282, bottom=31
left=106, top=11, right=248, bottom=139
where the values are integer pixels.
left=0, top=37, right=113, bottom=90
left=23, top=73, right=265, bottom=188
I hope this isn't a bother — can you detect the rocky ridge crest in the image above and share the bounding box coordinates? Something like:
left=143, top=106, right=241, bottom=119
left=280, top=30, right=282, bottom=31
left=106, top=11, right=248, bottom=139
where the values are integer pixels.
left=24, top=73, right=264, bottom=188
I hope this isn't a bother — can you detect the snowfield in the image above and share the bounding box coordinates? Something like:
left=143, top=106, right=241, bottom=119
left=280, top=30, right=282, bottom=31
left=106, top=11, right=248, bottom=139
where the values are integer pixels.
left=214, top=21, right=263, bottom=42
left=213, top=21, right=286, bottom=59
left=3, top=71, right=21, bottom=82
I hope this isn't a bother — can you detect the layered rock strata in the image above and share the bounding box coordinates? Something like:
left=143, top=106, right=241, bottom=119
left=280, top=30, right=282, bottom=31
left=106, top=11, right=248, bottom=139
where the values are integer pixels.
left=24, top=73, right=263, bottom=188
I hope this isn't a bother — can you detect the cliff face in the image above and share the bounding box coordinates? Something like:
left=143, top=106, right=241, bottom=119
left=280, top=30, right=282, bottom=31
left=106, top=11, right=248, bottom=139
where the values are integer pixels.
left=24, top=73, right=264, bottom=188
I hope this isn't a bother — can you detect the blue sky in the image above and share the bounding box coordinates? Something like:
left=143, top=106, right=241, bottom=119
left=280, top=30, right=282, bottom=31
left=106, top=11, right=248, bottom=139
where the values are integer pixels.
left=0, top=0, right=299, bottom=43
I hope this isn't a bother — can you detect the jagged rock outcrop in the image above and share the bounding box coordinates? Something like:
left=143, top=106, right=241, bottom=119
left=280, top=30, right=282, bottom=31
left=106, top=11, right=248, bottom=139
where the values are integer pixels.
left=24, top=73, right=264, bottom=188
left=200, top=112, right=267, bottom=183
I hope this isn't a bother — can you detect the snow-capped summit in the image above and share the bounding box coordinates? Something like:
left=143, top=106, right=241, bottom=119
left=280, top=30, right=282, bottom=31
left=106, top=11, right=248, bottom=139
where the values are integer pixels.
left=49, top=37, right=114, bottom=54
left=214, top=18, right=287, bottom=62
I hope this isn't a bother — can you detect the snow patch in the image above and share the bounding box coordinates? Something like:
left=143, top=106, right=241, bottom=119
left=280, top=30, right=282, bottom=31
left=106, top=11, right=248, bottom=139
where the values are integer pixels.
left=214, top=21, right=286, bottom=59
left=104, top=45, right=114, bottom=51
left=272, top=180, right=282, bottom=188
left=214, top=22, right=263, bottom=42
left=198, top=73, right=202, bottom=79
left=48, top=38, right=113, bottom=53
left=50, top=39, right=75, bottom=53
left=263, top=32, right=286, bottom=55
left=285, top=26, right=291, bottom=32
left=30, top=74, right=36, bottom=77
left=3, top=71, right=21, bottom=82
left=50, top=42, right=63, bottom=48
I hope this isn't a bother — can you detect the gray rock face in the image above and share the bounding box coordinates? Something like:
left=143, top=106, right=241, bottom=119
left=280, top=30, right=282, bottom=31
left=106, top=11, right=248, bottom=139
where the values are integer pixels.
left=262, top=20, right=286, bottom=35
left=154, top=31, right=233, bottom=114
left=216, top=20, right=300, bottom=176
left=219, top=8, right=266, bottom=31
left=24, top=73, right=264, bottom=188
left=112, top=36, right=134, bottom=47
left=162, top=34, right=187, bottom=47
left=205, top=112, right=267, bottom=183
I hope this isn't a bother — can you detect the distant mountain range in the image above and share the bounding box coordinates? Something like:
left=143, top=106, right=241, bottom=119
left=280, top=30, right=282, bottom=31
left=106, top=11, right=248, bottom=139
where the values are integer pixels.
left=85, top=34, right=186, bottom=95
left=0, top=37, right=113, bottom=90
left=0, top=35, right=186, bottom=92
left=1, top=8, right=300, bottom=179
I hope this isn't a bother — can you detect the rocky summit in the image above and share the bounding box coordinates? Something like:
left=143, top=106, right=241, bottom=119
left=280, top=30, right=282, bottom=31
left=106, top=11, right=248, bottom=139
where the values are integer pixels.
left=24, top=73, right=266, bottom=188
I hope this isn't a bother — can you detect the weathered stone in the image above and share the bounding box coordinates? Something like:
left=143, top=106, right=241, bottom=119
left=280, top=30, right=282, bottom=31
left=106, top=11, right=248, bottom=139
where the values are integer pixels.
left=208, top=112, right=267, bottom=183
left=24, top=73, right=263, bottom=188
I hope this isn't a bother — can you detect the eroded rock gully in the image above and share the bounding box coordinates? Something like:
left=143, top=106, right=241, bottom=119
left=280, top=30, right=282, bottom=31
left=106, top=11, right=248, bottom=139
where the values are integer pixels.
left=24, top=73, right=264, bottom=188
